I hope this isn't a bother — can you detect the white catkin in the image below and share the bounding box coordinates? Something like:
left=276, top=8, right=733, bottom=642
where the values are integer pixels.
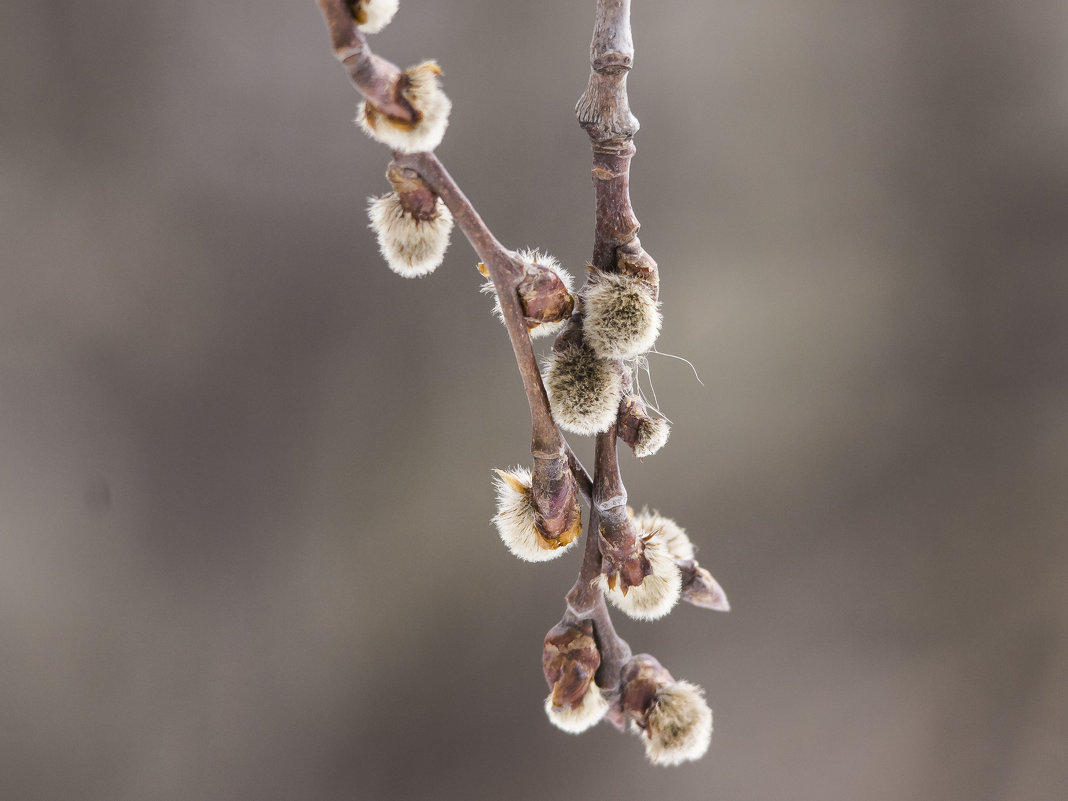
left=634, top=680, right=713, bottom=766
left=355, top=0, right=398, bottom=33
left=545, top=683, right=609, bottom=734
left=595, top=534, right=681, bottom=620
left=491, top=468, right=573, bottom=562
left=367, top=193, right=453, bottom=277
left=633, top=508, right=694, bottom=562
left=543, top=344, right=622, bottom=436
left=357, top=61, right=451, bottom=154
left=633, top=416, right=670, bottom=458
left=583, top=270, right=661, bottom=360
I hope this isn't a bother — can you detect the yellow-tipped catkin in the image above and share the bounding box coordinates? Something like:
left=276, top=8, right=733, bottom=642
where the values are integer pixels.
left=491, top=468, right=576, bottom=562
left=357, top=61, right=451, bottom=153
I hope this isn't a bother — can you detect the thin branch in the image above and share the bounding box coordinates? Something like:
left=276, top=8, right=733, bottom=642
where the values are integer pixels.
left=390, top=152, right=563, bottom=456
left=316, top=0, right=417, bottom=124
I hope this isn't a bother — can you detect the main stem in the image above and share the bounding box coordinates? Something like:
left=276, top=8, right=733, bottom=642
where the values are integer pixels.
left=575, top=0, right=643, bottom=597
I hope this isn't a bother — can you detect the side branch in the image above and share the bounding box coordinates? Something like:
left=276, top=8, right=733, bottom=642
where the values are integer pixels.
left=392, top=153, right=560, bottom=453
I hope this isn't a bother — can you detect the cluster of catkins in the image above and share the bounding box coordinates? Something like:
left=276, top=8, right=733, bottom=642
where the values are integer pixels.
left=353, top=0, right=727, bottom=766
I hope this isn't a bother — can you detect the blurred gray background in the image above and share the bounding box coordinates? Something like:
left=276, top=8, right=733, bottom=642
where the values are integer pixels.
left=2, top=1, right=1066, bottom=799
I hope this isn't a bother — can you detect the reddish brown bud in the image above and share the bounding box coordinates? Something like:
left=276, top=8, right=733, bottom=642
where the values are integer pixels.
left=596, top=512, right=648, bottom=593
left=619, top=654, right=674, bottom=722
left=679, top=560, right=730, bottom=611
left=616, top=238, right=659, bottom=300
left=386, top=163, right=440, bottom=220
left=620, top=654, right=713, bottom=766
left=543, top=620, right=608, bottom=733
left=482, top=250, right=575, bottom=338
left=530, top=453, right=582, bottom=549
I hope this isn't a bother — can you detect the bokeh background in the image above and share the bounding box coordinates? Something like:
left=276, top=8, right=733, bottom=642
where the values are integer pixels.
left=2, top=1, right=1066, bottom=799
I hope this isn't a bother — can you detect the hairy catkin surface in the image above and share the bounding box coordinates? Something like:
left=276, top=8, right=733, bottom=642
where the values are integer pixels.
left=583, top=271, right=661, bottom=360
left=367, top=193, right=453, bottom=277
left=358, top=61, right=451, bottom=153
left=638, top=681, right=713, bottom=766
left=544, top=344, right=622, bottom=436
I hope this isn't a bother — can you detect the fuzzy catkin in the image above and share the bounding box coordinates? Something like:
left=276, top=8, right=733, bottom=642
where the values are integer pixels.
left=633, top=416, right=670, bottom=458
left=543, top=344, right=622, bottom=436
left=633, top=509, right=694, bottom=562
left=354, top=0, right=398, bottom=33
left=582, top=270, right=661, bottom=360
left=491, top=468, right=574, bottom=562
left=636, top=680, right=713, bottom=766
left=367, top=192, right=453, bottom=277
left=545, top=683, right=609, bottom=734
left=481, top=249, right=574, bottom=339
left=596, top=534, right=681, bottom=620
left=358, top=61, right=451, bottom=153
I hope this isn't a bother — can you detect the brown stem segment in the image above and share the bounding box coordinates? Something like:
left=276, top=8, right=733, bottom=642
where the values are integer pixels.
left=392, top=153, right=561, bottom=454
left=316, top=0, right=417, bottom=124
left=576, top=0, right=640, bottom=272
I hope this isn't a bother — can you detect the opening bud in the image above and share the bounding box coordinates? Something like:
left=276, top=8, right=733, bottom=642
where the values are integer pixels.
left=582, top=268, right=661, bottom=360
left=616, top=238, right=659, bottom=293
left=346, top=0, right=398, bottom=33
left=480, top=249, right=575, bottom=338
left=619, top=395, right=670, bottom=458
left=595, top=512, right=681, bottom=620
left=491, top=460, right=581, bottom=562
left=542, top=620, right=608, bottom=733
left=620, top=654, right=713, bottom=766
left=634, top=509, right=729, bottom=611
left=357, top=60, right=451, bottom=153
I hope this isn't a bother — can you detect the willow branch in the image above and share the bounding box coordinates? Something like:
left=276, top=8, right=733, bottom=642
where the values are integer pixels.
left=392, top=153, right=562, bottom=453
left=576, top=0, right=640, bottom=272
left=575, top=0, right=641, bottom=581
left=315, top=1, right=574, bottom=463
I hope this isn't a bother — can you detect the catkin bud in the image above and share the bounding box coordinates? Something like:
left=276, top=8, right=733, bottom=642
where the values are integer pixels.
left=348, top=0, right=398, bottom=33
left=542, top=620, right=608, bottom=733
left=618, top=395, right=670, bottom=458
left=480, top=249, right=575, bottom=338
left=491, top=464, right=581, bottom=562
left=543, top=338, right=623, bottom=436
left=357, top=61, right=451, bottom=153
left=582, top=269, right=661, bottom=360
left=595, top=513, right=681, bottom=620
left=634, top=509, right=730, bottom=612
left=367, top=191, right=453, bottom=277
left=620, top=654, right=713, bottom=766
left=679, top=561, right=731, bottom=611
